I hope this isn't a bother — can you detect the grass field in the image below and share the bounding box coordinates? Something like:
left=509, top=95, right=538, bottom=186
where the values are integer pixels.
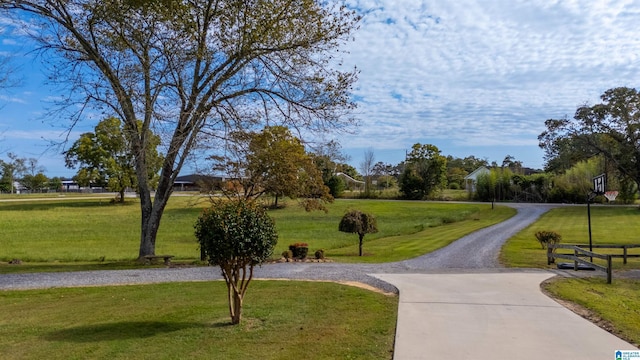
left=0, top=281, right=398, bottom=359
left=0, top=195, right=515, bottom=269
left=501, top=205, right=640, bottom=347
left=500, top=205, right=640, bottom=269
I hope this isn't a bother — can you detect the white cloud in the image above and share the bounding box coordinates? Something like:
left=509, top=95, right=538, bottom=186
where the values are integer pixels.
left=339, top=0, right=640, bottom=166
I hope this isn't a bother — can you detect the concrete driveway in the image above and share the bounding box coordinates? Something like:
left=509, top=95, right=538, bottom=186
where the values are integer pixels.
left=374, top=271, right=637, bottom=360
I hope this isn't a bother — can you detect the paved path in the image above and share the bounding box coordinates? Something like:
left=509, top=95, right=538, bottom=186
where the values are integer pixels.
left=375, top=272, right=635, bottom=359
left=1, top=202, right=638, bottom=358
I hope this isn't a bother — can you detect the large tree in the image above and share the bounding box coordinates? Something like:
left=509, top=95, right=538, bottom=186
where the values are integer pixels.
left=0, top=1, right=359, bottom=259
left=64, top=117, right=163, bottom=202
left=539, top=87, right=640, bottom=188
left=399, top=143, right=447, bottom=199
left=212, top=125, right=332, bottom=209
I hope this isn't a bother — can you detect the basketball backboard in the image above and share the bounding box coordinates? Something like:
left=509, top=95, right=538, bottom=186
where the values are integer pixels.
left=593, top=173, right=606, bottom=195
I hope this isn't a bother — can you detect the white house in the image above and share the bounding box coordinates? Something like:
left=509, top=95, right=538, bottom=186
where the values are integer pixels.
left=464, top=166, right=490, bottom=193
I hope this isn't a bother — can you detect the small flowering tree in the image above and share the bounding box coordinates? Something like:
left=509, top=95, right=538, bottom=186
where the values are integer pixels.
left=338, top=210, right=378, bottom=256
left=195, top=199, right=278, bottom=325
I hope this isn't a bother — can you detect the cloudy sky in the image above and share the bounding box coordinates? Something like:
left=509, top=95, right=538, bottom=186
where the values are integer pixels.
left=2, top=0, right=640, bottom=176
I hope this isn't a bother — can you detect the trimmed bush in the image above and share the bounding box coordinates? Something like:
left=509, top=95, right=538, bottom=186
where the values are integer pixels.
left=535, top=230, right=562, bottom=249
left=315, top=249, right=325, bottom=260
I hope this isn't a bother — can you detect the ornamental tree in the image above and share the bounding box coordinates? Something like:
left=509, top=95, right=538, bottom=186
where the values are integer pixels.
left=338, top=209, right=378, bottom=256
left=195, top=199, right=278, bottom=325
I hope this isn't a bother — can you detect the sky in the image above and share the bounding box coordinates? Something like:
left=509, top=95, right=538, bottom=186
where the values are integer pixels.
left=1, top=0, right=640, bottom=177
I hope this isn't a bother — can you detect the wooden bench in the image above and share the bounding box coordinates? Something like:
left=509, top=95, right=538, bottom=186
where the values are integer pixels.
left=144, top=254, right=174, bottom=265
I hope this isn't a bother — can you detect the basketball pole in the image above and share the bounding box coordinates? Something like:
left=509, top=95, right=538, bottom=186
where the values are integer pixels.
left=587, top=192, right=594, bottom=262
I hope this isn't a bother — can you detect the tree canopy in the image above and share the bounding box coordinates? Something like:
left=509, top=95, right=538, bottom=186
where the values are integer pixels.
left=0, top=0, right=359, bottom=259
left=212, top=126, right=332, bottom=210
left=399, top=143, right=447, bottom=199
left=539, top=87, right=640, bottom=189
left=64, top=117, right=163, bottom=202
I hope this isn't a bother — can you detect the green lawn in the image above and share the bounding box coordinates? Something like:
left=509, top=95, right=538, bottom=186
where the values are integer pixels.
left=0, top=196, right=515, bottom=269
left=0, top=281, right=398, bottom=359
left=501, top=205, right=640, bottom=269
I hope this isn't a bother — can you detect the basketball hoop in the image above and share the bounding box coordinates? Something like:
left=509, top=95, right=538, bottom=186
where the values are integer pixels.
left=604, top=191, right=619, bottom=202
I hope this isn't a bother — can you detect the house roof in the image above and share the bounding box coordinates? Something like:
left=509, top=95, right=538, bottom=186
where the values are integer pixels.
left=464, top=166, right=490, bottom=181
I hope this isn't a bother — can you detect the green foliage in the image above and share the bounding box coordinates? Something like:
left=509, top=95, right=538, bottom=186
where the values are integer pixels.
left=195, top=199, right=278, bottom=324
left=214, top=126, right=333, bottom=210
left=0, top=153, right=26, bottom=194
left=547, top=157, right=602, bottom=203
left=195, top=200, right=278, bottom=267
left=540, top=87, right=640, bottom=191
left=326, top=175, right=345, bottom=198
left=617, top=177, right=637, bottom=204
left=338, top=209, right=379, bottom=256
left=473, top=168, right=553, bottom=203
left=399, top=143, right=447, bottom=199
left=65, top=117, right=163, bottom=202
left=20, top=173, right=49, bottom=192
left=475, top=168, right=513, bottom=201
left=534, top=230, right=562, bottom=249
left=376, top=175, right=397, bottom=189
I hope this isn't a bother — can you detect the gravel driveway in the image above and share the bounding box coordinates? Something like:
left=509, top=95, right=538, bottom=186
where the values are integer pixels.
left=0, top=203, right=558, bottom=293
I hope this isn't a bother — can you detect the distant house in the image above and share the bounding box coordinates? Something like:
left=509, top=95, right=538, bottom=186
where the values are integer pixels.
left=464, top=166, right=490, bottom=193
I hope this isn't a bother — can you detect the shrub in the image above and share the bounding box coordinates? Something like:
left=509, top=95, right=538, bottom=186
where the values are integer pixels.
left=282, top=250, right=293, bottom=260
left=314, top=249, right=325, bottom=260
left=534, top=230, right=562, bottom=249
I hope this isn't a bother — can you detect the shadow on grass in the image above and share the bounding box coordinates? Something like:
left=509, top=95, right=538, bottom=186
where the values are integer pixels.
left=43, top=321, right=220, bottom=342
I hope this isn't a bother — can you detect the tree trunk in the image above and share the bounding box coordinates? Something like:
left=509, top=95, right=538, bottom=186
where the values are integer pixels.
left=230, top=289, right=243, bottom=325
left=119, top=188, right=126, bottom=203
left=359, top=233, right=364, bottom=256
